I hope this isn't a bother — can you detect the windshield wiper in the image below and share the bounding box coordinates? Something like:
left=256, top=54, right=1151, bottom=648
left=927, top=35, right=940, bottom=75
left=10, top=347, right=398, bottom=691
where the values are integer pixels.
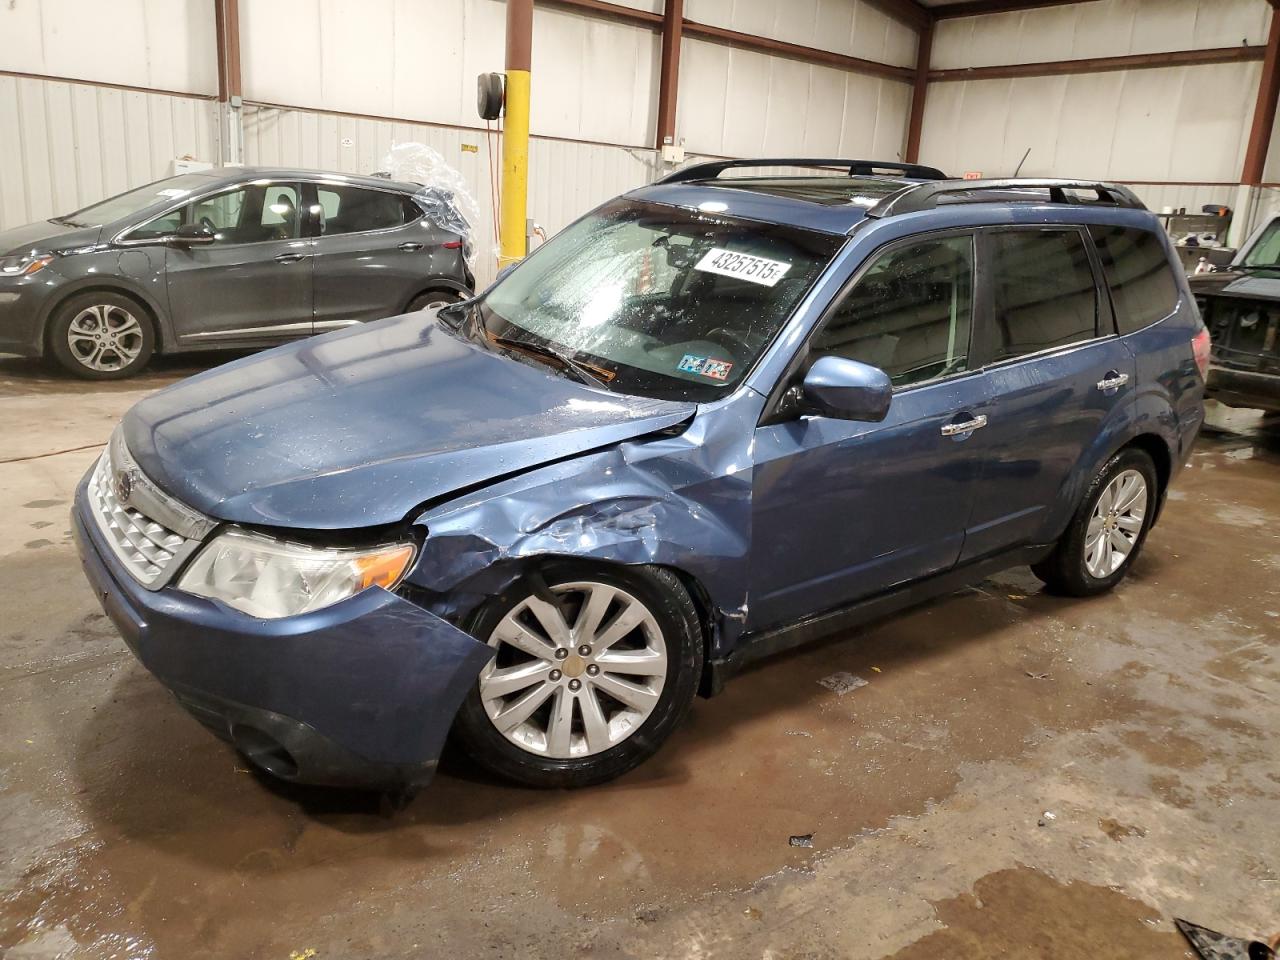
left=489, top=335, right=610, bottom=389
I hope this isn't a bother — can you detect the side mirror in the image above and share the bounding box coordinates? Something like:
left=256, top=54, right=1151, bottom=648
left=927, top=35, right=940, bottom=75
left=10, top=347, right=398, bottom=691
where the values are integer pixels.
left=170, top=223, right=216, bottom=246
left=801, top=355, right=892, bottom=422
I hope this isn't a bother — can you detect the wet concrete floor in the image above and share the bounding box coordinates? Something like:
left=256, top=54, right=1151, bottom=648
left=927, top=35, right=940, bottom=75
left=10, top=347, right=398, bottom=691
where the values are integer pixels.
left=0, top=355, right=1277, bottom=959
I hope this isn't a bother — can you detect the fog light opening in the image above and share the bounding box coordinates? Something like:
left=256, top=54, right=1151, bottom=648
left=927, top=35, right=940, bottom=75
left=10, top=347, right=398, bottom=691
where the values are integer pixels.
left=231, top=724, right=300, bottom=780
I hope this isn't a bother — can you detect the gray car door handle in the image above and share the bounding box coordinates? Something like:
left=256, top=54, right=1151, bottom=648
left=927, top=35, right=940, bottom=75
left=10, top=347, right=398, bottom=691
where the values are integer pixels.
left=398, top=242, right=424, bottom=252
left=940, top=415, right=988, bottom=437
left=274, top=253, right=308, bottom=264
left=1096, top=373, right=1130, bottom=391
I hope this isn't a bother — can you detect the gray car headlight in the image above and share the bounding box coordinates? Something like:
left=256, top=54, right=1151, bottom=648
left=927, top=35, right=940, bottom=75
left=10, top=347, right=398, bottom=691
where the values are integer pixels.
left=0, top=253, right=54, bottom=276
left=178, top=529, right=415, bottom=619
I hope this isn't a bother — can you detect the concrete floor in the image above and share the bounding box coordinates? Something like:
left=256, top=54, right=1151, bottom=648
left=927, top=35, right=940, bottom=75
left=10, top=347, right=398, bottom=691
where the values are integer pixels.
left=0, top=355, right=1277, bottom=960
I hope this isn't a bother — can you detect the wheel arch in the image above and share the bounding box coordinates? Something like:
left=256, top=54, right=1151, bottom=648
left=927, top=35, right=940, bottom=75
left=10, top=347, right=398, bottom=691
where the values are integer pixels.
left=41, top=282, right=168, bottom=355
left=402, top=277, right=473, bottom=313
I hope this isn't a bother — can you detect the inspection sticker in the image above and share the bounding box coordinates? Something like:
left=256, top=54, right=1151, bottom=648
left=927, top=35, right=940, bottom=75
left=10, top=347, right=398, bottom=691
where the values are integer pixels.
left=678, top=354, right=734, bottom=380
left=694, top=247, right=791, bottom=287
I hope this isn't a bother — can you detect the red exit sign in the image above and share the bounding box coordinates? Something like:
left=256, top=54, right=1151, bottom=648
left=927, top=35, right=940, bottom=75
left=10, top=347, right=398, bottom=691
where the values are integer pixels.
left=963, top=171, right=983, bottom=180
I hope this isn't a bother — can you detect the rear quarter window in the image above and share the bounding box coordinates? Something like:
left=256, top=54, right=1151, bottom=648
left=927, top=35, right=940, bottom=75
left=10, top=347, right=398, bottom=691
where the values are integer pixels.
left=1088, top=225, right=1180, bottom=335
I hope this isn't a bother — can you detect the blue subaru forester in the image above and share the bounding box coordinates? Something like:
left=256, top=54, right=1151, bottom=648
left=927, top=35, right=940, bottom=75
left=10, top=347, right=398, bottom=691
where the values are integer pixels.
left=74, top=159, right=1207, bottom=792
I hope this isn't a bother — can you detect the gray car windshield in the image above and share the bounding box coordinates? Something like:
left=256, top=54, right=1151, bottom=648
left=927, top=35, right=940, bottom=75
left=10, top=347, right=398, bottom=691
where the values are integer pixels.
left=474, top=199, right=842, bottom=401
left=58, top=174, right=215, bottom=227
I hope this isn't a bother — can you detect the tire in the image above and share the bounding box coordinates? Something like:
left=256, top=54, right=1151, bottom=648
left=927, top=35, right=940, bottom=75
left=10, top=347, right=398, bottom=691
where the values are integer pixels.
left=1032, top=447, right=1158, bottom=597
left=452, top=562, right=704, bottom=788
left=47, top=291, right=155, bottom=380
left=406, top=288, right=466, bottom=313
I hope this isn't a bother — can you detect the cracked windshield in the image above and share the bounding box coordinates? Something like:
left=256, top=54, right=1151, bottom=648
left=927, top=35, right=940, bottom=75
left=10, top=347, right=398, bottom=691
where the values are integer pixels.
left=472, top=198, right=841, bottom=401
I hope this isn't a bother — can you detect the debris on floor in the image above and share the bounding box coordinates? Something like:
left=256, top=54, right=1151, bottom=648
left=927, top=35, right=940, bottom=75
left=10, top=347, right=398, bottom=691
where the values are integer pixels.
left=1175, top=918, right=1278, bottom=960
left=789, top=834, right=814, bottom=848
left=1099, top=818, right=1147, bottom=842
left=817, top=672, right=868, bottom=695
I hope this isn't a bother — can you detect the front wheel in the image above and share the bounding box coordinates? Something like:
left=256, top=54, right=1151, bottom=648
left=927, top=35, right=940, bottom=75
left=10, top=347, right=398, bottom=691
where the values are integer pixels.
left=1032, top=447, right=1158, bottom=597
left=451, top=563, right=703, bottom=788
left=406, top=289, right=466, bottom=313
left=47, top=292, right=154, bottom=379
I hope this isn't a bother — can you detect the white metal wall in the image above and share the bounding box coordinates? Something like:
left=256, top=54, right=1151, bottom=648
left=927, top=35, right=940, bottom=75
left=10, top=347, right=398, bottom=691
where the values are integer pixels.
left=240, top=0, right=660, bottom=148
left=931, top=0, right=1270, bottom=70
left=0, top=0, right=218, bottom=95
left=0, top=75, right=219, bottom=232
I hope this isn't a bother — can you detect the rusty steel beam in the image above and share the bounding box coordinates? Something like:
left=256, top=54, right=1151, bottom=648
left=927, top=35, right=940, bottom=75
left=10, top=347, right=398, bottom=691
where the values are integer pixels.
left=681, top=20, right=915, bottom=83
left=933, top=0, right=1099, bottom=19
left=905, top=21, right=933, bottom=163
left=1243, top=10, right=1280, bottom=185
left=929, top=45, right=1265, bottom=82
left=655, top=0, right=684, bottom=149
left=214, top=0, right=241, bottom=101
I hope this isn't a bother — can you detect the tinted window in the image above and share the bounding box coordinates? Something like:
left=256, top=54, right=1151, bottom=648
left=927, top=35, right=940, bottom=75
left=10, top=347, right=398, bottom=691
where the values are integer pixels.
left=317, top=186, right=408, bottom=235
left=1088, top=225, right=1180, bottom=334
left=1241, top=218, right=1280, bottom=267
left=188, top=184, right=299, bottom=245
left=811, top=235, right=974, bottom=388
left=989, top=229, right=1097, bottom=362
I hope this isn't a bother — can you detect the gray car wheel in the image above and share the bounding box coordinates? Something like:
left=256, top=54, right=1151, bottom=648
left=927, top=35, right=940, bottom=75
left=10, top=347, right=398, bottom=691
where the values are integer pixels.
left=48, top=291, right=155, bottom=380
left=406, top=289, right=465, bottom=313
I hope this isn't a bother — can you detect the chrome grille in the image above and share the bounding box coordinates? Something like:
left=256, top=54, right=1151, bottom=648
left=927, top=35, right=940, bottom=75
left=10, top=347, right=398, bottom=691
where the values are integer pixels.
left=87, top=449, right=195, bottom=587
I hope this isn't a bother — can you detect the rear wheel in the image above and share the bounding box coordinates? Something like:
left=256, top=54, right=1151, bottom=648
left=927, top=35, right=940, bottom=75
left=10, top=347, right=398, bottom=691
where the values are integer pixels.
left=406, top=289, right=465, bottom=313
left=452, top=563, right=703, bottom=788
left=47, top=292, right=154, bottom=379
left=1032, top=447, right=1157, bottom=596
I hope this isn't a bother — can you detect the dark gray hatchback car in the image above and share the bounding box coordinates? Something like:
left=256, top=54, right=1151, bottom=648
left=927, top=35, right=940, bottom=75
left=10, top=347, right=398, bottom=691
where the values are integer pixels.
left=0, top=166, right=475, bottom=378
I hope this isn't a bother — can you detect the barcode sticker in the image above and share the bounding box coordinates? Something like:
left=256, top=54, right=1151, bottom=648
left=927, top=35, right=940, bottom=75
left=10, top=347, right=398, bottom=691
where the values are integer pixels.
left=694, top=247, right=792, bottom=287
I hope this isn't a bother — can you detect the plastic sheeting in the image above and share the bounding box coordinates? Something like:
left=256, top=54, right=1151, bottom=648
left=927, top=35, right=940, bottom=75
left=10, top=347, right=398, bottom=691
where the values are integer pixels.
left=377, top=142, right=485, bottom=268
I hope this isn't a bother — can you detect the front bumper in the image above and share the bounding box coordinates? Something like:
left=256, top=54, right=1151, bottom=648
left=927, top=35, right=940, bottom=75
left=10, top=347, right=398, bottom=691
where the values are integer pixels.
left=0, top=279, right=49, bottom=357
left=72, top=476, right=494, bottom=789
left=1205, top=364, right=1280, bottom=413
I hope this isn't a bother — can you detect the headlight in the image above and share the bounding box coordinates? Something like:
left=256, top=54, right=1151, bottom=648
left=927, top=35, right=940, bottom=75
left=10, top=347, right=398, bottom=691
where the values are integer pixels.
left=0, top=253, right=54, bottom=276
left=178, top=530, right=415, bottom=619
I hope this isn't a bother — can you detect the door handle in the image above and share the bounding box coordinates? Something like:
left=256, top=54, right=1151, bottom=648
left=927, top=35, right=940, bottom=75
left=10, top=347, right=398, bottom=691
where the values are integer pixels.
left=274, top=253, right=308, bottom=264
left=941, top=415, right=988, bottom=437
left=1096, top=373, right=1130, bottom=391
left=398, top=242, right=424, bottom=252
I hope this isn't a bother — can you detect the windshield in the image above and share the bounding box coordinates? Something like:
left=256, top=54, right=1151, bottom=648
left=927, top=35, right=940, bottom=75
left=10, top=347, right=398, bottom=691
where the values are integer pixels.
left=474, top=199, right=842, bottom=401
left=57, top=174, right=215, bottom=227
left=1241, top=218, right=1280, bottom=269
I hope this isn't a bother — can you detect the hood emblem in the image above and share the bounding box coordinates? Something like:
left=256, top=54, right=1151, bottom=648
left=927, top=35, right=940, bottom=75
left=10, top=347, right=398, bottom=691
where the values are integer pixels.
left=114, top=468, right=136, bottom=505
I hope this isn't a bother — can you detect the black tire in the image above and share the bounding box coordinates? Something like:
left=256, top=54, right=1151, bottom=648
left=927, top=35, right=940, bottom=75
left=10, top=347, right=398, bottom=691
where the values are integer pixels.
left=1032, top=447, right=1159, bottom=597
left=406, top=288, right=466, bottom=313
left=452, top=562, right=704, bottom=788
left=47, top=291, right=155, bottom=380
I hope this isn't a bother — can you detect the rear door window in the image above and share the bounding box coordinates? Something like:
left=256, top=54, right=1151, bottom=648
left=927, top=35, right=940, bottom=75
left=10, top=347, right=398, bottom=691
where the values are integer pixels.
left=1088, top=225, right=1180, bottom=334
left=986, top=229, right=1098, bottom=362
left=316, top=186, right=409, bottom=236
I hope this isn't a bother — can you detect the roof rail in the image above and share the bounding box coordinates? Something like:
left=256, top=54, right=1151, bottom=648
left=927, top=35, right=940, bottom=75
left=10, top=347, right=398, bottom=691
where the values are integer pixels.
left=656, top=158, right=949, bottom=185
left=866, top=178, right=1147, bottom=218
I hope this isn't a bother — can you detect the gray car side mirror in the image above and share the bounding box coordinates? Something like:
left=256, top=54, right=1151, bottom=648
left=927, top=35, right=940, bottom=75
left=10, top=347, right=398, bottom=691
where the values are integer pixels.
left=170, top=223, right=216, bottom=246
left=801, top=355, right=892, bottom=422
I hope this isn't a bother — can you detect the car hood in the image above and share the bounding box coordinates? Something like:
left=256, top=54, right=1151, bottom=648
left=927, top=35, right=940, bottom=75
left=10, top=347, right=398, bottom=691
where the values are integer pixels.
left=0, top=219, right=101, bottom=256
left=1194, top=271, right=1280, bottom=301
left=122, top=313, right=697, bottom=530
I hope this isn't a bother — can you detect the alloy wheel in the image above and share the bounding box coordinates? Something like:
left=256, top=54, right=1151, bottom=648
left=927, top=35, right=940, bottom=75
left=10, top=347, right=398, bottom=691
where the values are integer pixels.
left=1084, top=468, right=1147, bottom=579
left=478, top=581, right=668, bottom=759
left=67, top=304, right=144, bottom=372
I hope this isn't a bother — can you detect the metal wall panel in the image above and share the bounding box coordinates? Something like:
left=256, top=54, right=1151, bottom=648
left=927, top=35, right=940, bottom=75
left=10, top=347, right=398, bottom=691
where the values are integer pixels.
left=919, top=63, right=1259, bottom=183
left=933, top=0, right=1270, bottom=70
left=684, top=0, right=918, bottom=68
left=0, top=0, right=218, bottom=95
left=0, top=75, right=219, bottom=231
left=240, top=0, right=659, bottom=147
left=677, top=37, right=912, bottom=160
left=242, top=103, right=659, bottom=286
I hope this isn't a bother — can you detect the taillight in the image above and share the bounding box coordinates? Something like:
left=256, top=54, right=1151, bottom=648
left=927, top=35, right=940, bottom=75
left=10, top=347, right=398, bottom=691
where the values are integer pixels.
left=1192, top=327, right=1212, bottom=380
left=442, top=239, right=463, bottom=249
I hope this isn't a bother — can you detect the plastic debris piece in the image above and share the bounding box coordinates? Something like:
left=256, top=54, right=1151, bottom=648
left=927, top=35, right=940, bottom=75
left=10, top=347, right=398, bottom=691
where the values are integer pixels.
left=376, top=142, right=485, bottom=269
left=789, top=834, right=814, bottom=848
left=871, top=666, right=882, bottom=673
left=818, top=672, right=868, bottom=695
left=1176, top=919, right=1276, bottom=960
left=288, top=950, right=319, bottom=960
